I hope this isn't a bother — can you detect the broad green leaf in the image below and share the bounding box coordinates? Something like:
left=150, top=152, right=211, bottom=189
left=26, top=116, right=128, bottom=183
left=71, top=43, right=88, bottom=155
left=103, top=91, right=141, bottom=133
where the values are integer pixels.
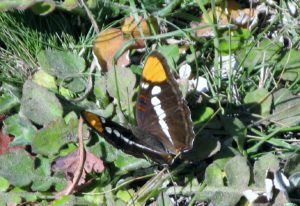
left=116, top=189, right=135, bottom=203
left=244, top=88, right=272, bottom=117
left=31, top=1, right=55, bottom=15
left=222, top=117, right=246, bottom=153
left=224, top=156, right=250, bottom=188
left=31, top=155, right=66, bottom=192
left=20, top=80, right=63, bottom=126
left=0, top=94, right=19, bottom=114
left=88, top=137, right=121, bottom=162
left=253, top=153, right=279, bottom=187
left=0, top=177, right=9, bottom=192
left=157, top=45, right=179, bottom=71
left=37, top=49, right=87, bottom=93
left=130, top=64, right=142, bottom=75
left=284, top=154, right=300, bottom=176
left=213, top=148, right=235, bottom=169
left=289, top=172, right=300, bottom=189
left=0, top=0, right=35, bottom=11
left=114, top=154, right=151, bottom=172
left=205, top=163, right=224, bottom=186
left=276, top=49, right=300, bottom=81
left=0, top=150, right=34, bottom=187
left=106, top=67, right=136, bottom=108
left=218, top=29, right=251, bottom=53
left=93, top=75, right=110, bottom=108
left=32, top=70, right=57, bottom=91
left=268, top=88, right=300, bottom=126
left=3, top=114, right=37, bottom=146
left=182, top=133, right=220, bottom=161
left=192, top=106, right=214, bottom=126
left=64, top=76, right=86, bottom=93
left=61, top=0, right=77, bottom=10
left=0, top=192, right=21, bottom=206
left=10, top=187, right=37, bottom=202
left=236, top=39, right=282, bottom=72
left=196, top=186, right=243, bottom=206
left=31, top=118, right=73, bottom=156
left=37, top=49, right=85, bottom=80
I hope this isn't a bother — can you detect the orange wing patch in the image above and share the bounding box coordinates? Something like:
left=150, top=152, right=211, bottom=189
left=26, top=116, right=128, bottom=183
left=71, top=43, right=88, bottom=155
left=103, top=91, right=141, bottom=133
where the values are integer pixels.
left=82, top=112, right=104, bottom=133
left=143, top=55, right=167, bottom=83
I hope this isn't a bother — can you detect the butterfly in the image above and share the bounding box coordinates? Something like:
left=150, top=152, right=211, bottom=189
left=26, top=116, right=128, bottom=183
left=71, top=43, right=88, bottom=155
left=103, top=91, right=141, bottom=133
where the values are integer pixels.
left=82, top=51, right=195, bottom=164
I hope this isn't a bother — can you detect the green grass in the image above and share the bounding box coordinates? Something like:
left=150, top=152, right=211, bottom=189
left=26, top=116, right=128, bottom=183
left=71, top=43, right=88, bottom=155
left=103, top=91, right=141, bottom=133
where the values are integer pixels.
left=0, top=0, right=300, bottom=205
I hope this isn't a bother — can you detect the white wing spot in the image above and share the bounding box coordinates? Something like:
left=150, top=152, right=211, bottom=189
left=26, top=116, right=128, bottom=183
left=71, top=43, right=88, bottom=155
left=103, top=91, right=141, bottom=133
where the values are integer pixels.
left=159, top=119, right=173, bottom=142
left=163, top=128, right=172, bottom=139
left=100, top=117, right=106, bottom=123
left=154, top=105, right=164, bottom=116
left=158, top=112, right=166, bottom=120
left=142, top=82, right=149, bottom=89
left=151, top=86, right=161, bottom=95
left=113, top=130, right=121, bottom=137
left=105, top=127, right=112, bottom=134
left=151, top=96, right=160, bottom=106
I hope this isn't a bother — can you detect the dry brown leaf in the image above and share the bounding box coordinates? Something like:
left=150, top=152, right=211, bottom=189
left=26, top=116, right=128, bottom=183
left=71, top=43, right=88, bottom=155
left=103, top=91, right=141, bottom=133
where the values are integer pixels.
left=122, top=16, right=159, bottom=48
left=93, top=28, right=130, bottom=72
left=52, top=149, right=104, bottom=185
left=192, top=0, right=256, bottom=37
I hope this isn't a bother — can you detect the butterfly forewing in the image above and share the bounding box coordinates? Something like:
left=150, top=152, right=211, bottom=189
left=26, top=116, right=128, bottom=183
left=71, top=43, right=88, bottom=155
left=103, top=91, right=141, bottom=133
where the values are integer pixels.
left=136, top=52, right=195, bottom=154
left=82, top=111, right=173, bottom=164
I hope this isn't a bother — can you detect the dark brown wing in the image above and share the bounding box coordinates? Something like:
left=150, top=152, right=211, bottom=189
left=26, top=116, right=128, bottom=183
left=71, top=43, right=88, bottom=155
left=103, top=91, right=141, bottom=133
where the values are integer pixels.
left=82, top=111, right=174, bottom=164
left=136, top=51, right=194, bottom=154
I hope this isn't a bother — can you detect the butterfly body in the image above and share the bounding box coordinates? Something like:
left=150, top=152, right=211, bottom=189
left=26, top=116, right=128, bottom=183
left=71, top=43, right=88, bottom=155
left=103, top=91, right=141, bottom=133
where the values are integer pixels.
left=83, top=51, right=195, bottom=164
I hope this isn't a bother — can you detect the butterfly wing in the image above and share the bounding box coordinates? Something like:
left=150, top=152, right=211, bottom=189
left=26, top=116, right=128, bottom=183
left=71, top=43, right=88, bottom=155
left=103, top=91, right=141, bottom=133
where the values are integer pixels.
left=136, top=52, right=195, bottom=154
left=82, top=111, right=173, bottom=164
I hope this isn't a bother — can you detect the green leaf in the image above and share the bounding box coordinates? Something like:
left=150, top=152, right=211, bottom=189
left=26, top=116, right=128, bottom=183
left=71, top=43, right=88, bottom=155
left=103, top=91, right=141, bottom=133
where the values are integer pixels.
left=277, top=49, right=300, bottom=81
left=20, top=80, right=63, bottom=126
left=64, top=76, right=86, bottom=93
left=106, top=67, right=136, bottom=108
left=37, top=49, right=87, bottom=93
left=31, top=1, right=55, bottom=15
left=205, top=163, right=224, bottom=186
left=93, top=75, right=110, bottom=108
left=0, top=150, right=34, bottom=187
left=0, top=192, right=21, bottom=206
left=236, top=39, right=282, bottom=72
left=224, top=156, right=250, bottom=188
left=284, top=154, right=300, bottom=176
left=3, top=114, right=37, bottom=146
left=0, top=177, right=9, bottom=192
left=116, top=189, right=135, bottom=203
left=244, top=88, right=272, bottom=117
left=88, top=137, right=121, bottom=163
left=157, top=45, right=179, bottom=71
left=253, top=153, right=279, bottom=187
left=268, top=88, right=300, bottom=126
left=192, top=106, right=214, bottom=126
left=182, top=133, right=220, bottom=161
left=31, top=118, right=73, bottom=156
left=0, top=0, right=35, bottom=11
left=218, top=29, right=251, bottom=53
left=37, top=49, right=85, bottom=80
left=114, top=154, right=151, bottom=172
left=222, top=117, right=246, bottom=153
left=0, top=93, right=19, bottom=114
left=32, top=69, right=57, bottom=91
left=31, top=155, right=66, bottom=192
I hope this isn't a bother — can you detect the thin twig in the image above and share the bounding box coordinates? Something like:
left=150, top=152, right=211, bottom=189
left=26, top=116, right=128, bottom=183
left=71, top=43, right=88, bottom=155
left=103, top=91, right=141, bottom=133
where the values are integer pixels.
left=55, top=116, right=86, bottom=197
